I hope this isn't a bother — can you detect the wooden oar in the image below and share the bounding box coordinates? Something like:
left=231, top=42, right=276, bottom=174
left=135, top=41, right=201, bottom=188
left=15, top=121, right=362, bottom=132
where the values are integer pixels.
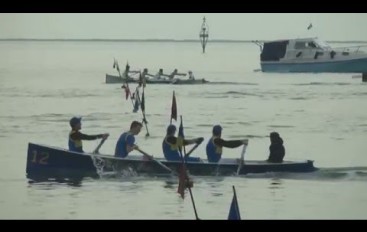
left=93, top=137, right=108, bottom=154
left=135, top=148, right=175, bottom=175
left=236, top=143, right=248, bottom=175
left=184, top=140, right=203, bottom=158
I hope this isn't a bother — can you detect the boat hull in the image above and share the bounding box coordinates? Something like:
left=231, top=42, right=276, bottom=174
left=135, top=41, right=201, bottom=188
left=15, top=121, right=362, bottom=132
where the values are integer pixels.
left=26, top=143, right=317, bottom=180
left=261, top=57, right=367, bottom=73
left=105, top=74, right=135, bottom=84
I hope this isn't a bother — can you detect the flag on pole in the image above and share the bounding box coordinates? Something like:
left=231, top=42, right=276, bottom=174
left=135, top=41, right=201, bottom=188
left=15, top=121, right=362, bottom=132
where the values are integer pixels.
left=138, top=73, right=143, bottom=87
left=228, top=186, right=241, bottom=220
left=113, top=59, right=116, bottom=69
left=125, top=86, right=130, bottom=100
left=171, top=91, right=177, bottom=122
left=116, top=62, right=120, bottom=73
left=141, top=89, right=145, bottom=113
left=133, top=88, right=139, bottom=111
left=133, top=98, right=139, bottom=113
left=177, top=116, right=186, bottom=198
left=142, top=76, right=146, bottom=88
left=177, top=117, right=185, bottom=152
left=307, top=23, right=313, bottom=30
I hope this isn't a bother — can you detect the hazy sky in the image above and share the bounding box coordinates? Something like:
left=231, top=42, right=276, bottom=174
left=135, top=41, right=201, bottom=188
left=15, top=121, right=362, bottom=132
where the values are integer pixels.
left=0, top=13, right=366, bottom=41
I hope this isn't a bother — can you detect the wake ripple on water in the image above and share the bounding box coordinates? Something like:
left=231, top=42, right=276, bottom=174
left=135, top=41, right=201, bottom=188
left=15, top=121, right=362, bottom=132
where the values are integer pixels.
left=244, top=166, right=367, bottom=182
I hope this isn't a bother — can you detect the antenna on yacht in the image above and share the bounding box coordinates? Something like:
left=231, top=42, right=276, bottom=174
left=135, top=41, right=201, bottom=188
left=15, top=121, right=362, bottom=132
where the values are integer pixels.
left=307, top=23, right=313, bottom=30
left=199, top=16, right=209, bottom=53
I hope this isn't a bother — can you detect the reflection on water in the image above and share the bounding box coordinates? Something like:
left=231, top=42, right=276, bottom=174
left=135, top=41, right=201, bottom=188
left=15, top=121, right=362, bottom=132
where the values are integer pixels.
left=268, top=178, right=284, bottom=190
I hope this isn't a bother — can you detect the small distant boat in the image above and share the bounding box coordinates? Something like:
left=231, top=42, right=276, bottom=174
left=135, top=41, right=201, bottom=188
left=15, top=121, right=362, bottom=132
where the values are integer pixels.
left=105, top=74, right=209, bottom=85
left=26, top=143, right=317, bottom=180
left=254, top=37, right=367, bottom=73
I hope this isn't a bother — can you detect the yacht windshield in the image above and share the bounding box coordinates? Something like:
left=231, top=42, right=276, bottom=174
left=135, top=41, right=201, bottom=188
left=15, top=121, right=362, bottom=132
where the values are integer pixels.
left=314, top=39, right=332, bottom=49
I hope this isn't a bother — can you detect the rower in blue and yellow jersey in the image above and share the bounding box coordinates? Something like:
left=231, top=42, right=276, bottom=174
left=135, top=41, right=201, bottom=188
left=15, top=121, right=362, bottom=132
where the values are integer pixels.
left=162, top=124, right=204, bottom=162
left=206, top=125, right=248, bottom=163
left=68, top=117, right=109, bottom=153
left=115, top=121, right=152, bottom=159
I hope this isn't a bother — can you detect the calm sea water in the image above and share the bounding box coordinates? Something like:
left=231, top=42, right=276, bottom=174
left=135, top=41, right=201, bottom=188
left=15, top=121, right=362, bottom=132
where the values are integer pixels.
left=0, top=41, right=367, bottom=219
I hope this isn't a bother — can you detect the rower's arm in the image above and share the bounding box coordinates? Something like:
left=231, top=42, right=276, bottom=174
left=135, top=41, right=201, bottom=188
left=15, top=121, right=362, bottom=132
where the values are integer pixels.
left=183, top=139, right=196, bottom=145
left=71, top=131, right=103, bottom=141
left=129, top=70, right=140, bottom=74
left=125, top=135, right=136, bottom=153
left=214, top=138, right=243, bottom=148
left=183, top=137, right=203, bottom=145
left=167, top=136, right=202, bottom=146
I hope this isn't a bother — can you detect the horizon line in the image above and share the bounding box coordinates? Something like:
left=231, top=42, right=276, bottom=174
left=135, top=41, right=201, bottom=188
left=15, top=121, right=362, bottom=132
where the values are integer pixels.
left=1, top=38, right=367, bottom=44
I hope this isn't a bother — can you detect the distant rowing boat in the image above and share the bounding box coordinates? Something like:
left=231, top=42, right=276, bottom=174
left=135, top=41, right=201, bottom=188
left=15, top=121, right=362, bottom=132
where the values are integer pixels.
left=26, top=143, right=317, bottom=181
left=105, top=74, right=209, bottom=85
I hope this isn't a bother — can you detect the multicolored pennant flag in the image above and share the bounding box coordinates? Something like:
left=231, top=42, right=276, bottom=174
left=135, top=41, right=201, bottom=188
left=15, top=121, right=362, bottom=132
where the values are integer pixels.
left=228, top=186, right=241, bottom=220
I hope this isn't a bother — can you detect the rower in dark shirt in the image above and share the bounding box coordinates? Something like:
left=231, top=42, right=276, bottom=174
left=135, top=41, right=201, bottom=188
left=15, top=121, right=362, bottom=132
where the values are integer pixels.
left=206, top=125, right=248, bottom=163
left=68, top=117, right=109, bottom=153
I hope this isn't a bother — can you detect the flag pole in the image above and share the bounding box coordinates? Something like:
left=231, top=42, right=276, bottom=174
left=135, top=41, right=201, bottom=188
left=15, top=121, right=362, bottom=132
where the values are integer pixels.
left=179, top=115, right=199, bottom=220
left=114, top=59, right=135, bottom=107
left=140, top=86, right=150, bottom=137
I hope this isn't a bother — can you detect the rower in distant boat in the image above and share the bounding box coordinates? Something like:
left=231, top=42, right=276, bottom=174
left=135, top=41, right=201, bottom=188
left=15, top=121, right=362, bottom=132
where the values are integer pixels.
left=146, top=68, right=167, bottom=81
left=206, top=125, right=248, bottom=163
left=162, top=124, right=203, bottom=162
left=167, top=69, right=186, bottom=81
left=188, top=71, right=195, bottom=80
left=136, top=68, right=149, bottom=87
left=141, top=68, right=149, bottom=79
left=122, top=63, right=140, bottom=79
left=154, top=69, right=164, bottom=80
left=68, top=117, right=109, bottom=153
